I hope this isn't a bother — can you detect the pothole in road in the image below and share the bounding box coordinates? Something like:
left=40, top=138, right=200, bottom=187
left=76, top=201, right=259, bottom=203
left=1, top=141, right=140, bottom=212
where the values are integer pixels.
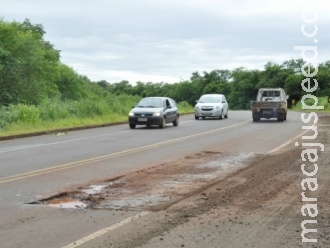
left=46, top=197, right=87, bottom=209
left=27, top=151, right=260, bottom=210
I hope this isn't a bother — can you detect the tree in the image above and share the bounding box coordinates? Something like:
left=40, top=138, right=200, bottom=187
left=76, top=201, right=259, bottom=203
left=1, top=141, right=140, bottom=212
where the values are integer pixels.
left=170, top=81, right=197, bottom=105
left=257, top=62, right=289, bottom=89
left=316, top=61, right=330, bottom=97
left=228, top=68, right=260, bottom=110
left=111, top=80, right=133, bottom=95
left=0, top=19, right=60, bottom=105
left=284, top=74, right=305, bottom=107
left=281, top=59, right=305, bottom=73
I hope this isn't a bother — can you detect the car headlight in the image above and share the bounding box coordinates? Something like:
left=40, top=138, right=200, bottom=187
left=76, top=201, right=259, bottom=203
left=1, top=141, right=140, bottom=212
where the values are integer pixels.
left=129, top=112, right=135, bottom=117
left=153, top=111, right=161, bottom=116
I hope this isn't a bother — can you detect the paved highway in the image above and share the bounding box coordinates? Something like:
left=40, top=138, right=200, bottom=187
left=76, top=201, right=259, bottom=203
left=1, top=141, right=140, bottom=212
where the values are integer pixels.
left=0, top=110, right=305, bottom=248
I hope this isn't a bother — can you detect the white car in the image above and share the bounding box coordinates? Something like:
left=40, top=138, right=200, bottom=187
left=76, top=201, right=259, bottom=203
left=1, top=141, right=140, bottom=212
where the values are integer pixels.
left=195, top=94, right=229, bottom=120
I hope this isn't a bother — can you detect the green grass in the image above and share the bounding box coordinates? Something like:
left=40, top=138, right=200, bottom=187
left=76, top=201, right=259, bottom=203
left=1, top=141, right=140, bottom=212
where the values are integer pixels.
left=3, top=96, right=330, bottom=138
left=0, top=98, right=195, bottom=138
left=177, top=101, right=195, bottom=114
left=0, top=114, right=128, bottom=136
left=291, top=96, right=330, bottom=112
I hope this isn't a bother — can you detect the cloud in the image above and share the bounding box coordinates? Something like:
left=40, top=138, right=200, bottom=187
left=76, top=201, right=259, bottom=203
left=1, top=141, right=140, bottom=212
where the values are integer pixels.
left=1, top=0, right=330, bottom=84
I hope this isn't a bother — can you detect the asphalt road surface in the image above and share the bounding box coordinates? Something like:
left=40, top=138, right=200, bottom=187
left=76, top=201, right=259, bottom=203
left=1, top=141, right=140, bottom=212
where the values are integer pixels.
left=0, top=110, right=329, bottom=248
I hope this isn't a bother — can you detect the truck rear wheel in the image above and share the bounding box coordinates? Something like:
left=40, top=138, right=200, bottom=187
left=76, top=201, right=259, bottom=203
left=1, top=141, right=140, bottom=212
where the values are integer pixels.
left=277, top=112, right=285, bottom=122
left=252, top=112, right=260, bottom=122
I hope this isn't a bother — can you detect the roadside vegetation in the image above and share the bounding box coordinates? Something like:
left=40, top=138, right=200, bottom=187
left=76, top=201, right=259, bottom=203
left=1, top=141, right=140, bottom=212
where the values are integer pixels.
left=291, top=96, right=330, bottom=112
left=0, top=18, right=329, bottom=137
left=0, top=97, right=193, bottom=137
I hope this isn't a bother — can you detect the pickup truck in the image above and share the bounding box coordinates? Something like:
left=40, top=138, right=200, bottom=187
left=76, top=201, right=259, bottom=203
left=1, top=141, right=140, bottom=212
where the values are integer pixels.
left=251, top=88, right=288, bottom=122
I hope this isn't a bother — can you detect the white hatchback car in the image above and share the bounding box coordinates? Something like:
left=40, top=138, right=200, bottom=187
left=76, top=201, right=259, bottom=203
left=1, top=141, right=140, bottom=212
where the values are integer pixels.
left=195, top=94, right=229, bottom=120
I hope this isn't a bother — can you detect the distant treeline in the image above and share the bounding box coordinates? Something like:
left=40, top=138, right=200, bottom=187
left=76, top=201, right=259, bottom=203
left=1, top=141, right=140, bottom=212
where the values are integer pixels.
left=1, top=19, right=330, bottom=111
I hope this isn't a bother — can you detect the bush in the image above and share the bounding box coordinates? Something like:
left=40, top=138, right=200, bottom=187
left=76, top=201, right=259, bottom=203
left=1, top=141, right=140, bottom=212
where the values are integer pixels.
left=0, top=94, right=144, bottom=135
left=177, top=101, right=194, bottom=113
left=293, top=96, right=329, bottom=111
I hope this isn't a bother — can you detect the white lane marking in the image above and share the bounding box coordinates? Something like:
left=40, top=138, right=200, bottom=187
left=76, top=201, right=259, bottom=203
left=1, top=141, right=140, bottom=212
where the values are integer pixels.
left=0, top=130, right=130, bottom=154
left=0, top=119, right=251, bottom=184
left=62, top=211, right=149, bottom=248
left=0, top=121, right=194, bottom=154
left=268, top=121, right=314, bottom=154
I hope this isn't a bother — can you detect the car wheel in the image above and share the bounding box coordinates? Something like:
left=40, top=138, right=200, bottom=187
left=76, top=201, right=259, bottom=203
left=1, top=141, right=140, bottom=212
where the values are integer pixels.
left=224, top=111, right=228, bottom=118
left=173, top=115, right=179, bottom=126
left=195, top=115, right=199, bottom=120
left=159, top=117, right=166, bottom=128
left=129, top=123, right=136, bottom=129
left=219, top=111, right=223, bottom=120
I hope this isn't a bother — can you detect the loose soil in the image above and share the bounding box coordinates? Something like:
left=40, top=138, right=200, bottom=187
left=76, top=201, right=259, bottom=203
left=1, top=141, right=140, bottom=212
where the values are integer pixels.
left=33, top=115, right=330, bottom=247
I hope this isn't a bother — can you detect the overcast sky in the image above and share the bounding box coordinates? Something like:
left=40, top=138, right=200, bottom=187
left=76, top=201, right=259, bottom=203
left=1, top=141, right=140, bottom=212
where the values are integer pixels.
left=1, top=0, right=329, bottom=84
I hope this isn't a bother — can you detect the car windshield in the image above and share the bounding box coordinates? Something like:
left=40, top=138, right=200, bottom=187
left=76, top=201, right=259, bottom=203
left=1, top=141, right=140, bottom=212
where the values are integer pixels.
left=136, top=98, right=164, bottom=108
left=199, top=96, right=221, bottom=103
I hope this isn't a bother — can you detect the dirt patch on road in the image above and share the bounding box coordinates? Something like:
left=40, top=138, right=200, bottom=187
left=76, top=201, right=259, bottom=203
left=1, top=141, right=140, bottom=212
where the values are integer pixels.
left=30, top=115, right=330, bottom=247
left=93, top=115, right=330, bottom=248
left=31, top=151, right=258, bottom=210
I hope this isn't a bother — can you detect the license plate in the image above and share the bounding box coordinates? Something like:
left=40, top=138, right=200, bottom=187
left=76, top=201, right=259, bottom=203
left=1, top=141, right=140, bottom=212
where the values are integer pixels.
left=138, top=118, right=147, bottom=122
left=263, top=111, right=271, bottom=114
